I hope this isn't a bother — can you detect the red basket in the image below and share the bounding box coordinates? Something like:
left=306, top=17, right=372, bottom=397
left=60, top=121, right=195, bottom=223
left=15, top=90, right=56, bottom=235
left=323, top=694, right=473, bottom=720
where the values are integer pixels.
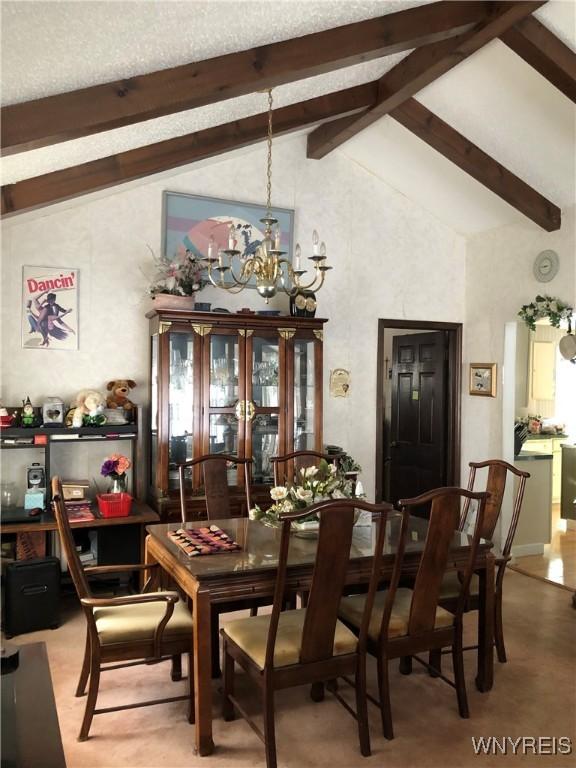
left=97, top=492, right=133, bottom=518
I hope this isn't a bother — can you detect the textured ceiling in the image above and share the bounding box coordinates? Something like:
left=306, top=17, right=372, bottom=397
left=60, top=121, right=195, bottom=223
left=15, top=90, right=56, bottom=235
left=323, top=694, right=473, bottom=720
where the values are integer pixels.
left=1, top=0, right=575, bottom=234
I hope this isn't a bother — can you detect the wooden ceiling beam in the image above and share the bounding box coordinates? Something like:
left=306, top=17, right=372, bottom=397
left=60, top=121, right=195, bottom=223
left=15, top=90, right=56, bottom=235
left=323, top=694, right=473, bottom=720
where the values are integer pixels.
left=391, top=98, right=561, bottom=231
left=501, top=15, right=576, bottom=102
left=307, top=1, right=546, bottom=160
left=1, top=83, right=378, bottom=216
left=307, top=2, right=543, bottom=160
left=0, top=1, right=494, bottom=155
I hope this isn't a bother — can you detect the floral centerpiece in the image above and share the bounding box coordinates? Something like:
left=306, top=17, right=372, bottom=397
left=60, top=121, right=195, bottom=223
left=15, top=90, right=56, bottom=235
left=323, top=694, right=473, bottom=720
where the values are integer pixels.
left=518, top=295, right=573, bottom=331
left=101, top=453, right=132, bottom=494
left=250, top=459, right=362, bottom=529
left=149, top=247, right=204, bottom=297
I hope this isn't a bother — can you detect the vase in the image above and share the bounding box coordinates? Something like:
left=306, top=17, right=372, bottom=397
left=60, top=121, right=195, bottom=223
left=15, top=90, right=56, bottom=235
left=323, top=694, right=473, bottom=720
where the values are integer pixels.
left=108, top=475, right=128, bottom=494
left=151, top=294, right=198, bottom=312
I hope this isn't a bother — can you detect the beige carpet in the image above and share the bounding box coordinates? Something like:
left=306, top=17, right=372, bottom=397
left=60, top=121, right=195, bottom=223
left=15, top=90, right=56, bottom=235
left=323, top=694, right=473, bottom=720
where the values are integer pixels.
left=11, top=571, right=576, bottom=768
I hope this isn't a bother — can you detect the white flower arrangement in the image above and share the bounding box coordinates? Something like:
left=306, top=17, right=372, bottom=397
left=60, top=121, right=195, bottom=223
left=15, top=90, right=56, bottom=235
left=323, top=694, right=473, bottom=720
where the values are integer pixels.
left=250, top=458, right=363, bottom=527
left=519, top=295, right=573, bottom=332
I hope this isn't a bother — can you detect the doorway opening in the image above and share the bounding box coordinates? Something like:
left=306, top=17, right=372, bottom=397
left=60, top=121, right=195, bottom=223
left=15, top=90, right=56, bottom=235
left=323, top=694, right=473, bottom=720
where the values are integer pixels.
left=375, top=319, right=462, bottom=506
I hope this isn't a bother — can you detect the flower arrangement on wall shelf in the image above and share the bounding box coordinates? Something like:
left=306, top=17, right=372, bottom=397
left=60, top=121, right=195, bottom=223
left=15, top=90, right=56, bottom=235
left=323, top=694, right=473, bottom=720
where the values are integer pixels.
left=518, top=295, right=573, bottom=331
left=250, top=459, right=363, bottom=528
left=148, top=247, right=205, bottom=297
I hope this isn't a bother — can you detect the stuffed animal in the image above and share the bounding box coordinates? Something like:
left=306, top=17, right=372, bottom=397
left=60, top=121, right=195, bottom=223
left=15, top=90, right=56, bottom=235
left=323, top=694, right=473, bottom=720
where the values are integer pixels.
left=106, top=379, right=137, bottom=411
left=71, top=389, right=107, bottom=428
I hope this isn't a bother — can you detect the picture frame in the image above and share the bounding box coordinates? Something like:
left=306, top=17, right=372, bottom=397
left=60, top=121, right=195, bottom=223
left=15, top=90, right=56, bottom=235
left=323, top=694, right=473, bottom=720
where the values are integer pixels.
left=21, top=266, right=79, bottom=350
left=469, top=363, right=497, bottom=397
left=162, top=192, right=295, bottom=289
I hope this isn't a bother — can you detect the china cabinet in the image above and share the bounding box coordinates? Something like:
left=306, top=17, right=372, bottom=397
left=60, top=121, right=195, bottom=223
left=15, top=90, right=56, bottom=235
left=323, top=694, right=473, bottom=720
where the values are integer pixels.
left=147, top=308, right=327, bottom=520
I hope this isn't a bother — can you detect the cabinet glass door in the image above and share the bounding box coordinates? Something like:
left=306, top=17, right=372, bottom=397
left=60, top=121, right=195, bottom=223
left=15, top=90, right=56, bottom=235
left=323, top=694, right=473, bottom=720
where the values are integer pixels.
left=251, top=414, right=279, bottom=484
left=209, top=333, right=239, bottom=408
left=208, top=414, right=239, bottom=455
left=293, top=339, right=316, bottom=451
left=168, top=331, right=195, bottom=491
left=247, top=331, right=282, bottom=484
left=204, top=329, right=245, bottom=487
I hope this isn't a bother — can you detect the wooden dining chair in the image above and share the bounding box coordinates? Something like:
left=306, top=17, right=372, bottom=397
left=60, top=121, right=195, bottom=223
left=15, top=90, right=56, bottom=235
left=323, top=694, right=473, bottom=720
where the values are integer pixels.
left=177, top=454, right=268, bottom=675
left=221, top=498, right=394, bottom=768
left=338, top=487, right=488, bottom=740
left=51, top=476, right=194, bottom=741
left=177, top=453, right=253, bottom=522
left=270, top=450, right=343, bottom=487
left=433, top=460, right=530, bottom=669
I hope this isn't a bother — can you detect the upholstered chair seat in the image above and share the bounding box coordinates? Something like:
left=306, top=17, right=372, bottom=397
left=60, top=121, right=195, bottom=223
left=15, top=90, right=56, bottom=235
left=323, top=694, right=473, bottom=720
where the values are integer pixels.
left=438, top=572, right=480, bottom=600
left=340, top=588, right=454, bottom=642
left=223, top=608, right=358, bottom=670
left=94, top=594, right=194, bottom=646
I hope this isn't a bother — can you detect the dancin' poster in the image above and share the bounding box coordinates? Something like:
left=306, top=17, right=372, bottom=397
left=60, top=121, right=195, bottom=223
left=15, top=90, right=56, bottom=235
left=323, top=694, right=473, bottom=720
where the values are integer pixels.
left=22, top=266, right=79, bottom=350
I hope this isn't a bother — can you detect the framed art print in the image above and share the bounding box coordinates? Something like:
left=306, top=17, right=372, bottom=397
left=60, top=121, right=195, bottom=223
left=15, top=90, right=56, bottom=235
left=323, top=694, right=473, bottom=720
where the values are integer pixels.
left=162, top=192, right=295, bottom=289
left=469, top=363, right=497, bottom=397
left=21, top=266, right=78, bottom=350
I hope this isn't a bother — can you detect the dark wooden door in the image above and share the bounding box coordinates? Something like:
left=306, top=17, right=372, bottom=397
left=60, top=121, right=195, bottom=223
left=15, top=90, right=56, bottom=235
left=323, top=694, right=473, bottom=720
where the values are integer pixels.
left=388, top=331, right=448, bottom=508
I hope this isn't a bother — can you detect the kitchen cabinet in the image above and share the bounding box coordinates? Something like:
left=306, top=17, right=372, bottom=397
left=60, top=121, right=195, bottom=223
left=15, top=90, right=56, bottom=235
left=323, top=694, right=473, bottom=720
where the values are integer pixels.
left=513, top=453, right=552, bottom=554
left=531, top=340, right=556, bottom=401
left=521, top=436, right=567, bottom=503
left=147, top=307, right=327, bottom=520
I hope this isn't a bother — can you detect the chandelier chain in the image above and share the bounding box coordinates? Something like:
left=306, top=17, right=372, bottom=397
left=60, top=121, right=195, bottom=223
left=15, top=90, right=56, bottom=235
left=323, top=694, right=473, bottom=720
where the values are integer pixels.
left=266, top=88, right=273, bottom=215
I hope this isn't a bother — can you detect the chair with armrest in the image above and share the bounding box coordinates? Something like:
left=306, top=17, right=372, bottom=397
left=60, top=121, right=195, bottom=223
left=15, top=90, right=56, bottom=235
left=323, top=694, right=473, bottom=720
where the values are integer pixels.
left=338, top=487, right=488, bottom=740
left=51, top=476, right=194, bottom=741
left=433, top=459, right=530, bottom=670
left=270, top=450, right=343, bottom=487
left=221, top=498, right=394, bottom=768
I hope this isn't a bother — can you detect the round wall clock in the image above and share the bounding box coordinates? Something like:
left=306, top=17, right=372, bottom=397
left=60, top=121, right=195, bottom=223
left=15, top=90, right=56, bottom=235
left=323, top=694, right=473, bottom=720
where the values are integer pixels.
left=533, top=250, right=559, bottom=282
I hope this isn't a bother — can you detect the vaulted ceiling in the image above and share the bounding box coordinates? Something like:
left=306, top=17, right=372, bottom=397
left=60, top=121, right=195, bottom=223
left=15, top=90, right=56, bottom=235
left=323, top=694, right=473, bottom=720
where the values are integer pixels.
left=1, top=0, right=575, bottom=234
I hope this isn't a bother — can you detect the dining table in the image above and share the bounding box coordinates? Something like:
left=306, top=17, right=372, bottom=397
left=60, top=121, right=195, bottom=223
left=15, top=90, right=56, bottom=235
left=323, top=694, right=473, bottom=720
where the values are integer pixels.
left=145, top=515, right=495, bottom=756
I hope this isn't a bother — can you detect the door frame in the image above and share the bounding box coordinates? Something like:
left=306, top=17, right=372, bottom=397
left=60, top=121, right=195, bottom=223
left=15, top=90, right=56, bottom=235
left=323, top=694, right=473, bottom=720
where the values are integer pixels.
left=375, top=319, right=463, bottom=502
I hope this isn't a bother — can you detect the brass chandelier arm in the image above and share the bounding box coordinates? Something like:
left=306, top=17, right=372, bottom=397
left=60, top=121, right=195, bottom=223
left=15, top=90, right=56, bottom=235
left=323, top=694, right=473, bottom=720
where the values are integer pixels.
left=279, top=258, right=329, bottom=295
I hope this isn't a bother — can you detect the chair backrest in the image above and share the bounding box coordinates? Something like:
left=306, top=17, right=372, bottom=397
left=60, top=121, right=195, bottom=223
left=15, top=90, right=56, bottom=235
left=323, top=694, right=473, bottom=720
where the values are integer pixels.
left=264, top=498, right=395, bottom=669
left=462, top=459, right=530, bottom=557
left=178, top=454, right=252, bottom=523
left=51, top=476, right=92, bottom=600
left=394, top=487, right=489, bottom=636
left=270, top=450, right=343, bottom=487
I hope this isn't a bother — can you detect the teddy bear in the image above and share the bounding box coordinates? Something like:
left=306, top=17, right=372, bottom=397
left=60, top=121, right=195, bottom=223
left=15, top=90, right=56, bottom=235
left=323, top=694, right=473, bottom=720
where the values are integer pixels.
left=106, top=379, right=137, bottom=412
left=71, top=389, right=107, bottom=428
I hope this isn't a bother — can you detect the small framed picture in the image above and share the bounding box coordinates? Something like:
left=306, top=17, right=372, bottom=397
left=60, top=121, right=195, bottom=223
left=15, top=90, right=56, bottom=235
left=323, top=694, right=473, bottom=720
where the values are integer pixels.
left=469, top=363, right=497, bottom=397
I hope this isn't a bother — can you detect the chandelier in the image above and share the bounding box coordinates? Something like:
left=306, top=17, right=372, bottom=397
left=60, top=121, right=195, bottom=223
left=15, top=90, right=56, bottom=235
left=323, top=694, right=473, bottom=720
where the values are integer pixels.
left=204, top=89, right=331, bottom=303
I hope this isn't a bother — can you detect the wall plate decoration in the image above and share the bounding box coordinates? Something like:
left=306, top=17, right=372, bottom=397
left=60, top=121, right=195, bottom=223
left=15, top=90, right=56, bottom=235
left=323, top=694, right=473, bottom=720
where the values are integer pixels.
left=533, top=250, right=559, bottom=283
left=469, top=363, right=497, bottom=397
left=330, top=368, right=351, bottom=398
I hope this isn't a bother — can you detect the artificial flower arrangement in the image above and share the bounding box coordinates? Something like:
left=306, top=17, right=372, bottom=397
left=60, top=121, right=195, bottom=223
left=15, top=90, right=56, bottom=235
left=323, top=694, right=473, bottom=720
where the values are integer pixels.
left=149, top=247, right=204, bottom=297
left=250, top=459, right=363, bottom=528
left=100, top=453, right=132, bottom=492
left=518, top=295, right=573, bottom=332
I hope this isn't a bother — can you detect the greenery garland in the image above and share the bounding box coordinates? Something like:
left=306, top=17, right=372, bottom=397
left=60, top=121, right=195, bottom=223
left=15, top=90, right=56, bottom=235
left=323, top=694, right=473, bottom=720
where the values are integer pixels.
left=518, top=295, right=573, bottom=332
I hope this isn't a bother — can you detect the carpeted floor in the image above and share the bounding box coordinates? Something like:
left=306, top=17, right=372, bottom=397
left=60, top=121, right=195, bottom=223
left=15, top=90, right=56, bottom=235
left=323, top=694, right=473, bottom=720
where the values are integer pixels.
left=11, top=570, right=576, bottom=768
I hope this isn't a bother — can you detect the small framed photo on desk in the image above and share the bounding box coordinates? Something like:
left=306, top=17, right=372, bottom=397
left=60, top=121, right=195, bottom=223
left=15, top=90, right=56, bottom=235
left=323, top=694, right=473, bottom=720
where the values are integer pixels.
left=469, top=363, right=497, bottom=397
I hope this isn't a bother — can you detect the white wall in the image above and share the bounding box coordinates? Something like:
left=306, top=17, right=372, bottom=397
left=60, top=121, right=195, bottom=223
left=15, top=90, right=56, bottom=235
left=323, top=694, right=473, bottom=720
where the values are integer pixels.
left=462, top=206, right=576, bottom=474
left=1, top=134, right=466, bottom=498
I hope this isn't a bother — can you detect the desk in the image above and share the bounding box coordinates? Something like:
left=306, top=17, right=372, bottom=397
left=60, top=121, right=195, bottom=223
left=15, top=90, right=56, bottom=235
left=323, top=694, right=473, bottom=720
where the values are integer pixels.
left=146, top=517, right=494, bottom=756
left=3, top=502, right=159, bottom=584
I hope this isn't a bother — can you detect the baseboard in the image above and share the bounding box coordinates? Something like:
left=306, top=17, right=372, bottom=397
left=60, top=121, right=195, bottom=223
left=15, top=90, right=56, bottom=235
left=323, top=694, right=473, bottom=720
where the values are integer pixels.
left=566, top=519, right=576, bottom=532
left=511, top=543, right=545, bottom=557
